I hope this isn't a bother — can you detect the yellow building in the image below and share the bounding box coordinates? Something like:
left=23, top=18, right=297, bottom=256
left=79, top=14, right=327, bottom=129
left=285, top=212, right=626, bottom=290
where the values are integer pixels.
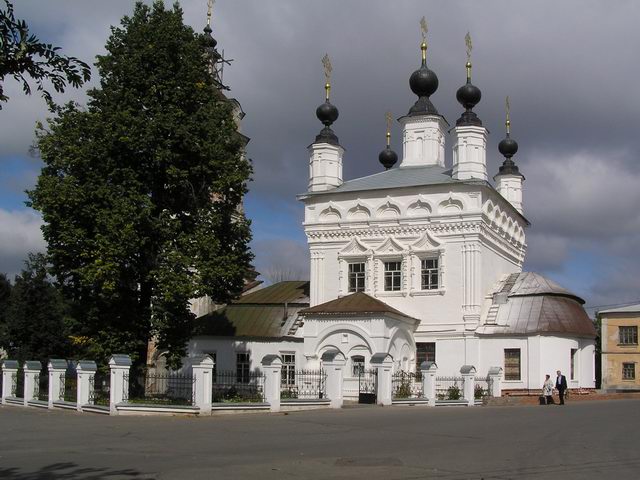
left=599, top=304, right=640, bottom=392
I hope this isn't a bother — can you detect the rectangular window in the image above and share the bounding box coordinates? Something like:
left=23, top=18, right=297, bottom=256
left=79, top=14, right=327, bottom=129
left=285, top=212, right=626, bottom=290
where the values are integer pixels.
left=348, top=262, right=366, bottom=293
left=623, top=363, right=635, bottom=380
left=570, top=349, right=577, bottom=380
left=416, top=342, right=436, bottom=370
left=619, top=326, right=638, bottom=345
left=504, top=349, right=521, bottom=381
left=236, top=352, right=250, bottom=384
left=384, top=261, right=402, bottom=291
left=351, top=355, right=365, bottom=377
left=421, top=258, right=439, bottom=290
left=281, top=353, right=296, bottom=386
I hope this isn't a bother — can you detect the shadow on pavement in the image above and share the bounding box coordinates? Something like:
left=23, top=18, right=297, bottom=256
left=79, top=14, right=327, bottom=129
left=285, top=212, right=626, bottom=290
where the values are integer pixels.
left=0, top=463, right=154, bottom=480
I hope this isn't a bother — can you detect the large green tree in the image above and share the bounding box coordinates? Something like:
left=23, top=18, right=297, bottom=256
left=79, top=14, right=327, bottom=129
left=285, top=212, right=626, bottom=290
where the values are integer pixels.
left=29, top=1, right=253, bottom=366
left=0, top=272, right=11, bottom=333
left=0, top=254, right=71, bottom=364
left=0, top=0, right=91, bottom=108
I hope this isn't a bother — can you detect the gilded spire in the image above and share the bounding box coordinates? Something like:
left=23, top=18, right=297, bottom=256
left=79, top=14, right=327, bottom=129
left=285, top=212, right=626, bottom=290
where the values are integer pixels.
left=322, top=53, right=332, bottom=101
left=420, top=16, right=428, bottom=63
left=206, top=0, right=214, bottom=27
left=505, top=96, right=511, bottom=134
left=465, top=31, right=472, bottom=81
left=385, top=111, right=392, bottom=147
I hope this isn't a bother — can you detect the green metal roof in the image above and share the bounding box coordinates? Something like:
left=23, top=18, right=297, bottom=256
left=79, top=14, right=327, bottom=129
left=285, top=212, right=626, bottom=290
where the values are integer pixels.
left=235, top=281, right=309, bottom=304
left=193, top=281, right=310, bottom=338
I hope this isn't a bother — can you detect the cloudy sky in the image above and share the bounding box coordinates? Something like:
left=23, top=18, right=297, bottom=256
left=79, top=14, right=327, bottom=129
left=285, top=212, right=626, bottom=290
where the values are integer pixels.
left=1, top=0, right=639, bottom=313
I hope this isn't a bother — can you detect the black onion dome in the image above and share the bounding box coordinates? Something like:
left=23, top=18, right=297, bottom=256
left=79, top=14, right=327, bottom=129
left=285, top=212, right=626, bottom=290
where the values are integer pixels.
left=410, top=64, right=439, bottom=98
left=406, top=46, right=440, bottom=117
left=498, top=134, right=518, bottom=158
left=203, top=24, right=217, bottom=49
left=378, top=147, right=398, bottom=170
left=456, top=81, right=481, bottom=108
left=313, top=99, right=340, bottom=146
left=316, top=100, right=339, bottom=126
left=496, top=133, right=524, bottom=178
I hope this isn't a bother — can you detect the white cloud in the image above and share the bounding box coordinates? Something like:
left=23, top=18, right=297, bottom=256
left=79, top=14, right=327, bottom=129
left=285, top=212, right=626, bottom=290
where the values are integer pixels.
left=0, top=209, right=46, bottom=278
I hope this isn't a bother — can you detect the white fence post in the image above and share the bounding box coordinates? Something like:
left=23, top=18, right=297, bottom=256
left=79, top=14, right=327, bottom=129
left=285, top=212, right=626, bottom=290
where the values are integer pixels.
left=421, top=361, right=437, bottom=407
left=76, top=360, right=97, bottom=411
left=488, top=366, right=503, bottom=398
left=460, top=365, right=477, bottom=407
left=2, top=360, right=19, bottom=403
left=321, top=349, right=346, bottom=409
left=192, top=355, right=214, bottom=415
left=23, top=361, right=42, bottom=406
left=108, top=354, right=132, bottom=415
left=261, top=354, right=282, bottom=412
left=370, top=353, right=393, bottom=406
left=48, top=359, right=67, bottom=408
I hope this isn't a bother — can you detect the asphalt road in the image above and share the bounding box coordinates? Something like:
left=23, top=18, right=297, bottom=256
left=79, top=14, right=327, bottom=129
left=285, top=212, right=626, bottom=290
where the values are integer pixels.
left=1, top=400, right=638, bottom=479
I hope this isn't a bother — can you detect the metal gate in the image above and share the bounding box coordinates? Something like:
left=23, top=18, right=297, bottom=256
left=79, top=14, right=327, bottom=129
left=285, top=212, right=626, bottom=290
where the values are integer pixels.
left=358, top=369, right=377, bottom=404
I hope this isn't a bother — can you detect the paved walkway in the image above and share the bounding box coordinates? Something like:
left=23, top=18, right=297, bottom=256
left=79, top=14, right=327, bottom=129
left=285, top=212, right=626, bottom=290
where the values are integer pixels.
left=1, top=399, right=639, bottom=479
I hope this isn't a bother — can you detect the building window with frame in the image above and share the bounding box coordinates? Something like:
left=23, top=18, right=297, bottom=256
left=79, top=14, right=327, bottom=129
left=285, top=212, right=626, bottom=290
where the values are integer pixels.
left=416, top=342, right=436, bottom=370
left=351, top=355, right=365, bottom=377
left=622, top=363, right=635, bottom=380
left=570, top=349, right=577, bottom=380
left=384, top=261, right=402, bottom=291
left=619, top=326, right=638, bottom=345
left=236, top=352, right=250, bottom=384
left=281, top=353, right=296, bottom=386
left=421, top=258, right=439, bottom=290
left=504, top=349, right=521, bottom=381
left=348, top=262, right=366, bottom=293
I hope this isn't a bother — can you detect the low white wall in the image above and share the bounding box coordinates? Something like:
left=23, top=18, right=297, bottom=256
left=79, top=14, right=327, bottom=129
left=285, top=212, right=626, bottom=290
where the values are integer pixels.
left=187, top=336, right=305, bottom=372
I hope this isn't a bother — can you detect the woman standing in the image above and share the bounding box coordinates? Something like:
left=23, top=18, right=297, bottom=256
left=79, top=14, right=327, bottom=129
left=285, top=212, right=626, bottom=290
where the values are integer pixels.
left=542, top=374, right=554, bottom=405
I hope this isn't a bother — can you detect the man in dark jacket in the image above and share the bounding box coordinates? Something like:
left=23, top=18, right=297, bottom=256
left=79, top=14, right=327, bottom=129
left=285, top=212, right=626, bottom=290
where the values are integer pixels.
left=556, top=370, right=568, bottom=405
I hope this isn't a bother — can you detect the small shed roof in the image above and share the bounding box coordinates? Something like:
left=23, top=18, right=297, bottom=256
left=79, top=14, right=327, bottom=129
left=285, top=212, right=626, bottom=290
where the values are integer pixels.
left=300, top=292, right=417, bottom=321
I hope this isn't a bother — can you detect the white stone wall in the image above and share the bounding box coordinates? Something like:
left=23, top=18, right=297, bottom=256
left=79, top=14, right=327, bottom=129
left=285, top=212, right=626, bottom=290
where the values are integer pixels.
left=477, top=335, right=595, bottom=390
left=187, top=337, right=305, bottom=372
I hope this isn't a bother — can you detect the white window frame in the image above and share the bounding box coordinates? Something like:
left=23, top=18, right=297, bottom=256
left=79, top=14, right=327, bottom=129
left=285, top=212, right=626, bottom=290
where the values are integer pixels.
left=236, top=351, right=250, bottom=384
left=420, top=257, right=440, bottom=290
left=383, top=259, right=403, bottom=292
left=347, top=261, right=367, bottom=293
left=410, top=250, right=445, bottom=296
left=280, top=352, right=296, bottom=386
left=622, top=362, right=635, bottom=381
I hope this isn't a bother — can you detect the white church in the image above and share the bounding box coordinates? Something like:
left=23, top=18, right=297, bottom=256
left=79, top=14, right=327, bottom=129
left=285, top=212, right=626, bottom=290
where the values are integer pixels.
left=188, top=31, right=596, bottom=395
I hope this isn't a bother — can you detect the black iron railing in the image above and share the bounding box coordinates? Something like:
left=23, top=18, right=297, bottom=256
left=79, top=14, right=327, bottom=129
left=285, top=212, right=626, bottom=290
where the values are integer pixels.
left=212, top=370, right=265, bottom=403
left=34, top=371, right=48, bottom=401
left=88, top=372, right=110, bottom=406
left=124, top=370, right=195, bottom=406
left=59, top=371, right=78, bottom=403
left=474, top=375, right=492, bottom=400
left=392, top=371, right=424, bottom=399
left=435, top=376, right=464, bottom=401
left=281, top=369, right=326, bottom=400
left=13, top=370, right=24, bottom=398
